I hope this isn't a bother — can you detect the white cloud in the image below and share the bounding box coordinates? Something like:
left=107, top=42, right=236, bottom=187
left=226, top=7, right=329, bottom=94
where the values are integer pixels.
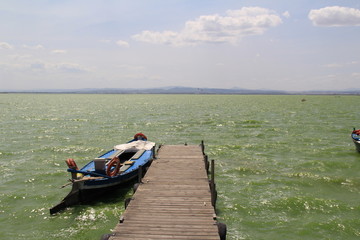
left=323, top=61, right=359, bottom=68
left=132, top=7, right=283, bottom=46
left=282, top=11, right=290, bottom=18
left=22, top=44, right=44, bottom=50
left=308, top=6, right=360, bottom=27
left=352, top=72, right=360, bottom=78
left=52, top=49, right=67, bottom=54
left=116, top=40, right=130, bottom=48
left=0, top=59, right=90, bottom=74
left=323, top=63, right=343, bottom=68
left=55, top=63, right=89, bottom=73
left=0, top=42, right=14, bottom=50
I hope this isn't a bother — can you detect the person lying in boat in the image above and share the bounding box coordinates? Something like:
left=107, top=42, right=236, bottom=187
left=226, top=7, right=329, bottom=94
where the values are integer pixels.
left=115, top=134, right=154, bottom=152
left=353, top=129, right=360, bottom=135
left=130, top=133, right=148, bottom=142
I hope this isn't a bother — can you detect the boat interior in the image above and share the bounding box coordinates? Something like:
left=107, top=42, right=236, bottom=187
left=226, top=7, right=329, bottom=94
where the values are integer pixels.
left=81, top=149, right=146, bottom=176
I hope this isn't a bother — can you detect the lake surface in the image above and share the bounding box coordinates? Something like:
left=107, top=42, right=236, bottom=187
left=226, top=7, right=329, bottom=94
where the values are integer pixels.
left=0, top=94, right=359, bottom=240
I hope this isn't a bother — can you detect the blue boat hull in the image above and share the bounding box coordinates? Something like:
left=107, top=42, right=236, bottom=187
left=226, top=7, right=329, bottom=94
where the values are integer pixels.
left=50, top=143, right=155, bottom=214
left=80, top=149, right=153, bottom=189
left=352, top=135, right=360, bottom=153
left=75, top=158, right=152, bottom=202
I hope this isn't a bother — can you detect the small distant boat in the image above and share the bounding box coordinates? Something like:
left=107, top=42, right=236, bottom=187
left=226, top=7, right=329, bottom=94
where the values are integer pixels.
left=351, top=129, right=360, bottom=153
left=50, top=133, right=155, bottom=214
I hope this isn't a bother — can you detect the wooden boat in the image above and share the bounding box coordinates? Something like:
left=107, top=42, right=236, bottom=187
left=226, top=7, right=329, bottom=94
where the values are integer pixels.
left=351, top=129, right=360, bottom=153
left=50, top=133, right=155, bottom=214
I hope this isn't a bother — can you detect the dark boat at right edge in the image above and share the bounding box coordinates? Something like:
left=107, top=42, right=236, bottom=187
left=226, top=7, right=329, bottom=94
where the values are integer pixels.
left=351, top=128, right=360, bottom=153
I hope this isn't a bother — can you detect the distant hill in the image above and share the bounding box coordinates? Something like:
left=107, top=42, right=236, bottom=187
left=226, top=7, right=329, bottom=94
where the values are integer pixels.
left=1, top=86, right=360, bottom=95
left=70, top=87, right=288, bottom=95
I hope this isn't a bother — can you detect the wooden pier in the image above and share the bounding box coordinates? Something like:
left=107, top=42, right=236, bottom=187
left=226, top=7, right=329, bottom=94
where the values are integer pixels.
left=103, top=143, right=225, bottom=240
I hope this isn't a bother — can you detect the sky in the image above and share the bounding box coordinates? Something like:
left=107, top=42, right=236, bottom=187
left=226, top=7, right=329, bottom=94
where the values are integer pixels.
left=1, top=0, right=360, bottom=91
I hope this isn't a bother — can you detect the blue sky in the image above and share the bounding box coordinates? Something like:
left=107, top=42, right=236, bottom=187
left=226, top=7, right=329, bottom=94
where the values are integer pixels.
left=1, top=0, right=360, bottom=91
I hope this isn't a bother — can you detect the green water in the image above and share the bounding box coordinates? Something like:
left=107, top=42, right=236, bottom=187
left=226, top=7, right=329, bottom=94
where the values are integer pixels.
left=0, top=94, right=359, bottom=240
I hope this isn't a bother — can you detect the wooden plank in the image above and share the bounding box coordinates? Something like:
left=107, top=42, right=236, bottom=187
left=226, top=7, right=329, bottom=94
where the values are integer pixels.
left=110, top=234, right=218, bottom=240
left=109, top=145, right=219, bottom=240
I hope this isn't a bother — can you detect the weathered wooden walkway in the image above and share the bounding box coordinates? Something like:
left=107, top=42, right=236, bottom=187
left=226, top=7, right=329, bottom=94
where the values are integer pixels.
left=106, top=144, right=223, bottom=240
